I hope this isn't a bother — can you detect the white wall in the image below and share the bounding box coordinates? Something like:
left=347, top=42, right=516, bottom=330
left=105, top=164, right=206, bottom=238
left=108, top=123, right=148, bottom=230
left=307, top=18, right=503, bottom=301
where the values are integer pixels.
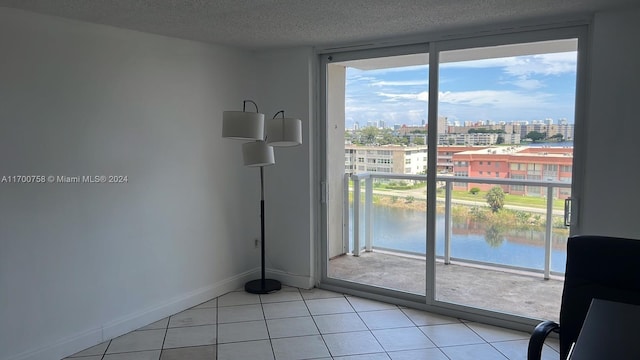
left=0, top=8, right=262, bottom=360
left=579, top=7, right=640, bottom=237
left=253, top=48, right=316, bottom=288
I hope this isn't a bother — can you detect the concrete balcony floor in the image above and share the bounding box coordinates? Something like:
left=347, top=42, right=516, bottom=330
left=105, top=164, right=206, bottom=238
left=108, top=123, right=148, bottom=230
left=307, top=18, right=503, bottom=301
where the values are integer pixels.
left=328, top=250, right=563, bottom=322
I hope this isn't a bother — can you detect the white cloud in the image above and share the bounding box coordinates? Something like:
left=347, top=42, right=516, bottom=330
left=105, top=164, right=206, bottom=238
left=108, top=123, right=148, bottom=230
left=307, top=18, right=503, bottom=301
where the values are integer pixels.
left=370, top=80, right=429, bottom=87
left=441, top=52, right=577, bottom=77
left=439, top=90, right=551, bottom=107
left=508, top=78, right=545, bottom=90
left=504, top=53, right=577, bottom=77
left=377, top=91, right=429, bottom=102
left=375, top=89, right=551, bottom=107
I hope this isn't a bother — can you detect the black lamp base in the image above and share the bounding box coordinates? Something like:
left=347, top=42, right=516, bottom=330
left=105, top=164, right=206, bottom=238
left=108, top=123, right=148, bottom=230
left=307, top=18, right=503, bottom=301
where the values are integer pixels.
left=244, top=278, right=281, bottom=294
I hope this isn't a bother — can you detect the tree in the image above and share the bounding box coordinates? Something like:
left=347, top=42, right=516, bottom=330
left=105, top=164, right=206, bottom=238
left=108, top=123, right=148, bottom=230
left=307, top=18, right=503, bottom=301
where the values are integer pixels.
left=525, top=131, right=546, bottom=142
left=549, top=133, right=564, bottom=141
left=360, top=126, right=379, bottom=144
left=485, top=186, right=505, bottom=212
left=496, top=135, right=505, bottom=144
left=469, top=187, right=481, bottom=195
left=413, top=137, right=425, bottom=145
left=379, top=128, right=395, bottom=145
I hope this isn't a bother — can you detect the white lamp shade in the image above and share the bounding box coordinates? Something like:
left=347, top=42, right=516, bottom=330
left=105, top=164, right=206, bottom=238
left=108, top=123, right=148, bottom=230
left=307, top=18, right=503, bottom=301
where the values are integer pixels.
left=242, top=141, right=275, bottom=167
left=266, top=117, right=302, bottom=147
left=222, top=111, right=264, bottom=140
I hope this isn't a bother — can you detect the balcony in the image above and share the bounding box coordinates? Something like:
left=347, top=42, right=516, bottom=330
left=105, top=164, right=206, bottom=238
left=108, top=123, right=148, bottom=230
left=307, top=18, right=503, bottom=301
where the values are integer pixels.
left=329, top=173, right=570, bottom=322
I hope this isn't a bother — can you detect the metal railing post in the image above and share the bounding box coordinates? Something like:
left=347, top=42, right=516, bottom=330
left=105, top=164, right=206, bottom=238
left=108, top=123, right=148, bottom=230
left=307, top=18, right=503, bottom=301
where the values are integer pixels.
left=444, top=180, right=453, bottom=265
left=365, top=177, right=373, bottom=252
left=343, top=173, right=350, bottom=254
left=544, top=185, right=554, bottom=280
left=352, top=176, right=361, bottom=256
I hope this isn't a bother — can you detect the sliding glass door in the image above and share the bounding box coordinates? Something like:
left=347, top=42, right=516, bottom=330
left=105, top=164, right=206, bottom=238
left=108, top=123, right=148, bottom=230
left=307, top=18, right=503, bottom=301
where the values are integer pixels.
left=433, top=37, right=579, bottom=321
left=322, top=46, right=430, bottom=297
left=320, top=26, right=586, bottom=324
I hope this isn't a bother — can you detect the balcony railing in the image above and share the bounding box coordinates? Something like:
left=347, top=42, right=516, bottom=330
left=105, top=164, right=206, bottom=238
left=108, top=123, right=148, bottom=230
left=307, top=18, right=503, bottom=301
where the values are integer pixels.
left=346, top=172, right=571, bottom=279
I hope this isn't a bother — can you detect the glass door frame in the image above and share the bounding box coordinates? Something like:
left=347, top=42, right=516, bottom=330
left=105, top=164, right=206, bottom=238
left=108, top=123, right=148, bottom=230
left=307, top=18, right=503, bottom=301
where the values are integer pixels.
left=317, top=24, right=589, bottom=330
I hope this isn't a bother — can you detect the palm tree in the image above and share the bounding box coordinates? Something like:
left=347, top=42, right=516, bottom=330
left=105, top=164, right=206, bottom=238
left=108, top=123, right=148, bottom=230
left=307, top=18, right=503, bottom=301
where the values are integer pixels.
left=485, top=186, right=505, bottom=212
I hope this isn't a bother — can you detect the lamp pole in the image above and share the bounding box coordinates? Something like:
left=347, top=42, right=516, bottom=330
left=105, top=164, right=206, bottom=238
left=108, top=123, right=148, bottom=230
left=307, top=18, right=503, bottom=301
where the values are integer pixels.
left=244, top=166, right=281, bottom=294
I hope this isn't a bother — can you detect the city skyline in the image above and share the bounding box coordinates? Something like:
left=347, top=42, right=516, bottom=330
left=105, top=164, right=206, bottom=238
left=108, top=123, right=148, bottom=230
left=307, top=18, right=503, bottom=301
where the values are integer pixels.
left=345, top=51, right=578, bottom=129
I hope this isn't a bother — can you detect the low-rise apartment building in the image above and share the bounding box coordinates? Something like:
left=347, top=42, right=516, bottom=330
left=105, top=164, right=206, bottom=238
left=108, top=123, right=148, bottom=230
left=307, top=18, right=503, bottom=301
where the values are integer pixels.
left=452, top=146, right=573, bottom=198
left=345, top=144, right=429, bottom=174
left=438, top=133, right=521, bottom=145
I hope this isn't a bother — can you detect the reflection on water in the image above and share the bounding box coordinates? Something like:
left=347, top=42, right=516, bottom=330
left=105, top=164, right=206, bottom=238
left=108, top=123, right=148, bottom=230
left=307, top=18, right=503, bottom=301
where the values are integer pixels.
left=351, top=204, right=567, bottom=273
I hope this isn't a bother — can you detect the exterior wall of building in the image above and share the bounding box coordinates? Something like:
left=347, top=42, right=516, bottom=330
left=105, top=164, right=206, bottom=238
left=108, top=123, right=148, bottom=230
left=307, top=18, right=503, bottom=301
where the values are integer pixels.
left=392, top=149, right=405, bottom=174
left=437, top=146, right=489, bottom=172
left=345, top=145, right=429, bottom=175
left=451, top=147, right=573, bottom=198
left=406, top=148, right=428, bottom=174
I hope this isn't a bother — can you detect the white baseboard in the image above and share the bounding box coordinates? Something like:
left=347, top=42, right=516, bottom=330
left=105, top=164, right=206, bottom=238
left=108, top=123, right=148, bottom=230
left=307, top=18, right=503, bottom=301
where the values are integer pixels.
left=266, top=268, right=315, bottom=289
left=7, top=270, right=257, bottom=360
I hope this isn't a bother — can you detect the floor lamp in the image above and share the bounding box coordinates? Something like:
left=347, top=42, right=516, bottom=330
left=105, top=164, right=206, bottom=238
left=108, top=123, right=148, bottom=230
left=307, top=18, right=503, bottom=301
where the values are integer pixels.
left=222, top=100, right=302, bottom=294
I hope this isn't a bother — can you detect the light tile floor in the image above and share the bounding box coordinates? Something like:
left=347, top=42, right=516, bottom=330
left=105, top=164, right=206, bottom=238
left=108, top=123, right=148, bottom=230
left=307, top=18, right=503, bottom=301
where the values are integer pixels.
left=65, top=286, right=560, bottom=360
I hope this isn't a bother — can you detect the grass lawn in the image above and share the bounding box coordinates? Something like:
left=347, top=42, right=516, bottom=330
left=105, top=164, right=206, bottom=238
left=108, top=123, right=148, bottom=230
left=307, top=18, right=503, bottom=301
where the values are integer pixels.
left=352, top=182, right=566, bottom=211
left=443, top=189, right=565, bottom=210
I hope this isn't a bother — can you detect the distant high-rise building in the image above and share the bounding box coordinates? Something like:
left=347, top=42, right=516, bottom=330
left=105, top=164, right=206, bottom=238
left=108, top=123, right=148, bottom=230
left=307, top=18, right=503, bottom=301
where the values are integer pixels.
left=545, top=118, right=554, bottom=125
left=438, top=116, right=447, bottom=134
left=354, top=122, right=360, bottom=130
left=379, top=120, right=385, bottom=129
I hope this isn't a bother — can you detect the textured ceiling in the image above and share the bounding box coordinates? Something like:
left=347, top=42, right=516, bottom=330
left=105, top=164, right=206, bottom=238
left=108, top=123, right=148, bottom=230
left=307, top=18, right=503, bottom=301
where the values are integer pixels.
left=0, top=0, right=637, bottom=50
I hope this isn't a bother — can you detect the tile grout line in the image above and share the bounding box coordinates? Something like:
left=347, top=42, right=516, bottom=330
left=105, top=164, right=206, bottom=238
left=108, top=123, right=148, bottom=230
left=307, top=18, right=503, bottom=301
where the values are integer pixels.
left=346, top=296, right=395, bottom=358
left=376, top=304, right=459, bottom=359
left=158, top=313, right=171, bottom=359
left=99, top=339, right=111, bottom=360
left=462, top=322, right=510, bottom=360
left=343, top=295, right=390, bottom=358
left=396, top=305, right=447, bottom=358
left=301, top=289, right=334, bottom=358
left=259, top=291, right=278, bottom=360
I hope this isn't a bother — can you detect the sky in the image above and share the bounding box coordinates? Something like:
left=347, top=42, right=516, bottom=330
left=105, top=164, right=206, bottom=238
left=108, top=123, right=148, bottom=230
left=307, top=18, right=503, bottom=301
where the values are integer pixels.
left=345, top=51, right=578, bottom=129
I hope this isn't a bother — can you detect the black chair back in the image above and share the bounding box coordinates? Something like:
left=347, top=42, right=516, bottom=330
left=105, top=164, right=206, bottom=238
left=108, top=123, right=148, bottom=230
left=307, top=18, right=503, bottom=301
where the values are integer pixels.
left=559, top=235, right=640, bottom=359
